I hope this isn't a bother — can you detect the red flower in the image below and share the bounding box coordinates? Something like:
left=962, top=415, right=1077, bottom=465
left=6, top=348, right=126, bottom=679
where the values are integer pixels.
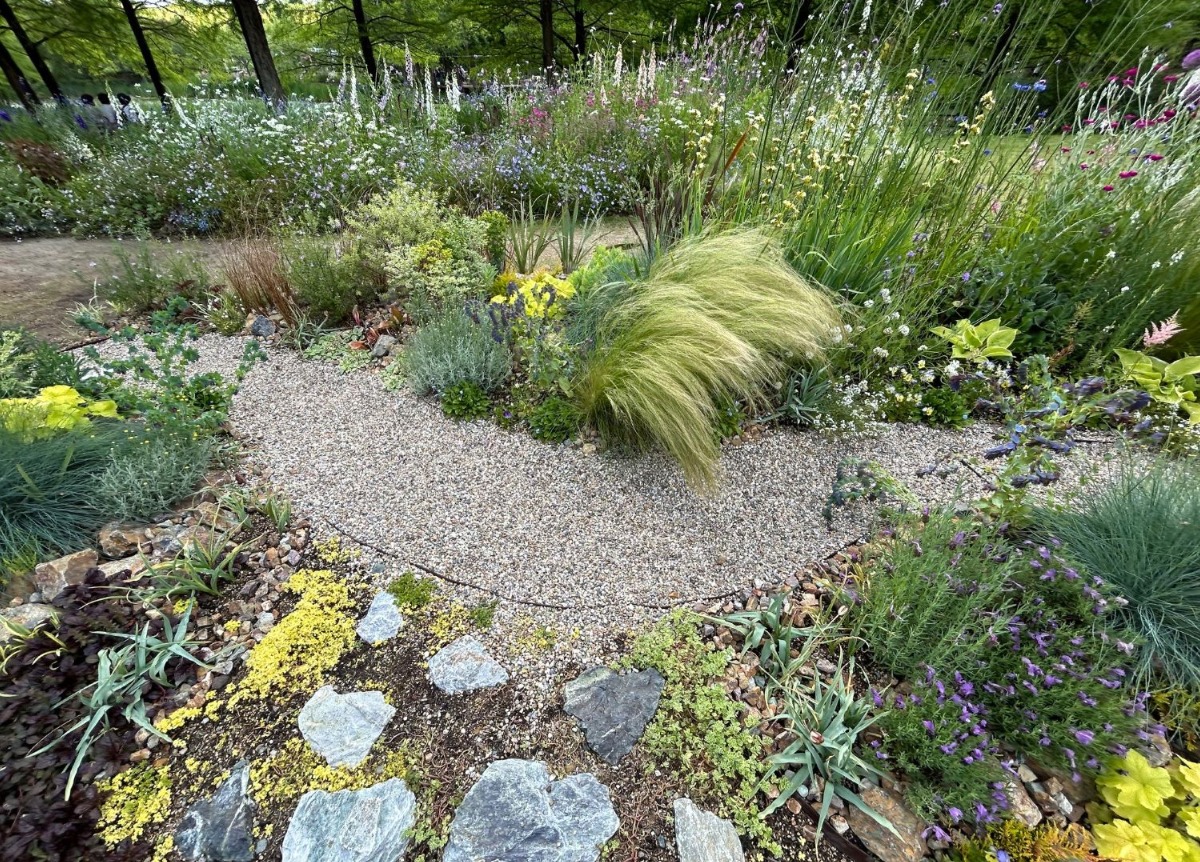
left=1145, top=153, right=1163, bottom=161
left=1080, top=163, right=1089, bottom=170
left=1119, top=170, right=1138, bottom=179
left=1102, top=185, right=1114, bottom=192
left=1060, top=146, right=1072, bottom=153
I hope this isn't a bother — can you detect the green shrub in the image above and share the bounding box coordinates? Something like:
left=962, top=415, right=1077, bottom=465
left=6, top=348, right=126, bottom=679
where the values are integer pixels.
left=285, top=237, right=369, bottom=325
left=94, top=431, right=214, bottom=522
left=527, top=396, right=580, bottom=443
left=91, top=243, right=210, bottom=313
left=1035, top=459, right=1200, bottom=691
left=387, top=572, right=436, bottom=608
left=440, top=381, right=490, bottom=421
left=405, top=311, right=511, bottom=394
left=576, top=230, right=841, bottom=488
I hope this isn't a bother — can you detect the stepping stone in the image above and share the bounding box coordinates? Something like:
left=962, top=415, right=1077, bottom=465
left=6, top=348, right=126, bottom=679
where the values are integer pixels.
left=428, top=636, right=508, bottom=695
left=175, top=760, right=257, bottom=862
left=0, top=603, right=55, bottom=642
left=356, top=592, right=403, bottom=644
left=33, top=549, right=97, bottom=600
left=443, top=759, right=618, bottom=862
left=281, top=778, right=416, bottom=862
left=298, top=686, right=395, bottom=768
left=674, top=798, right=744, bottom=862
left=564, top=667, right=665, bottom=765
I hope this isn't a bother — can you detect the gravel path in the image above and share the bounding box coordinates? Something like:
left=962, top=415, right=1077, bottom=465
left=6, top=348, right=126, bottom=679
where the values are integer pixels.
left=162, top=336, right=1122, bottom=671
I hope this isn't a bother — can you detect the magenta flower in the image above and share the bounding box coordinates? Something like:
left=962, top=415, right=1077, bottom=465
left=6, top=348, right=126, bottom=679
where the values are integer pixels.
left=1184, top=49, right=1200, bottom=71
left=1102, top=185, right=1114, bottom=192
left=1080, top=163, right=1089, bottom=170
left=1145, top=153, right=1163, bottom=161
left=1119, top=170, right=1138, bottom=178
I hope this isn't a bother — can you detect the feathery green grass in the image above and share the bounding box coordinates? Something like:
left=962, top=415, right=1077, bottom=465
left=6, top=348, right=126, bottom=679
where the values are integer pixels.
left=1035, top=459, right=1200, bottom=691
left=576, top=229, right=841, bottom=489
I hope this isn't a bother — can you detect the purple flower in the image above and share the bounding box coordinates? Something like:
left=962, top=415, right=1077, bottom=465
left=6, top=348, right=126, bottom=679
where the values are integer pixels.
left=1184, top=49, right=1200, bottom=71
left=1074, top=729, right=1095, bottom=745
left=923, top=720, right=937, bottom=737
left=948, top=807, right=963, bottom=823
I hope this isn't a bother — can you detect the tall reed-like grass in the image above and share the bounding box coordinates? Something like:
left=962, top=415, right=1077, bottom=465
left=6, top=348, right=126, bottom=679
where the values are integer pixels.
left=1036, top=459, right=1200, bottom=691
left=576, top=229, right=841, bottom=489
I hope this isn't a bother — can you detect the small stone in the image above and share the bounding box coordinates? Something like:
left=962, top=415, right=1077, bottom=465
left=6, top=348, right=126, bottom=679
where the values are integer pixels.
left=429, top=636, right=508, bottom=695
left=371, top=335, right=397, bottom=358
left=673, top=798, right=744, bottom=862
left=564, top=667, right=665, bottom=765
left=845, top=785, right=927, bottom=862
left=250, top=315, right=276, bottom=337
left=1005, top=777, right=1043, bottom=828
left=443, top=760, right=618, bottom=862
left=175, top=760, right=256, bottom=862
left=1017, top=764, right=1038, bottom=784
left=356, top=592, right=403, bottom=645
left=281, top=778, right=416, bottom=862
left=1051, top=791, right=1077, bottom=820
left=830, top=815, right=851, bottom=836
left=298, top=686, right=395, bottom=768
left=0, top=603, right=55, bottom=642
left=1143, top=734, right=1173, bottom=768
left=99, top=522, right=147, bottom=558
left=33, top=549, right=98, bottom=600
left=815, top=658, right=838, bottom=675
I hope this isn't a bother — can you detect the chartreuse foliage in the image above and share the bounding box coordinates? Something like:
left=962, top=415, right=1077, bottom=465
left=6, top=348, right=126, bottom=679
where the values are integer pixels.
left=930, top=319, right=1018, bottom=365
left=577, top=229, right=840, bottom=489
left=1090, top=751, right=1200, bottom=862
left=0, top=386, right=118, bottom=439
left=1114, top=349, right=1200, bottom=424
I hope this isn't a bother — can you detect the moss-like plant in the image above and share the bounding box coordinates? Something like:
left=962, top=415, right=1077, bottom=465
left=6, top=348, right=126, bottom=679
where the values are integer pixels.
left=576, top=229, right=841, bottom=489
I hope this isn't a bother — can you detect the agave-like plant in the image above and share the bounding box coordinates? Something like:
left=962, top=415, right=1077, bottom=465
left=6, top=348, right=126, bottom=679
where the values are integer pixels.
left=576, top=229, right=842, bottom=489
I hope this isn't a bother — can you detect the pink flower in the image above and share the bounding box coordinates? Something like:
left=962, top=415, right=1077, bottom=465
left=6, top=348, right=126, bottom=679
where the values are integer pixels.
left=1102, top=185, right=1114, bottom=192
left=1119, top=170, right=1138, bottom=179
left=1060, top=146, right=1071, bottom=153
left=1079, top=81, right=1090, bottom=89
left=1164, top=109, right=1178, bottom=119
left=1145, top=153, right=1163, bottom=161
left=1080, top=163, right=1089, bottom=170
left=1143, top=312, right=1183, bottom=347
left=1164, top=74, right=1180, bottom=83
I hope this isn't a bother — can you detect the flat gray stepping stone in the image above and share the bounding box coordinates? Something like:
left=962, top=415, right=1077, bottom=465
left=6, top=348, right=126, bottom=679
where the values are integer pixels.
left=428, top=636, right=508, bottom=694
left=674, top=798, right=744, bottom=862
left=175, top=760, right=257, bottom=862
left=298, top=686, right=395, bottom=768
left=443, top=759, right=618, bottom=862
left=356, top=592, right=403, bottom=644
left=564, top=667, right=665, bottom=765
left=281, top=778, right=416, bottom=862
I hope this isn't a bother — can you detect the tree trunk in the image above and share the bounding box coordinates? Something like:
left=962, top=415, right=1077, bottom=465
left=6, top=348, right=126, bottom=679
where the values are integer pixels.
left=230, top=0, right=286, bottom=110
left=0, top=38, right=39, bottom=112
left=975, top=3, right=1022, bottom=106
left=0, top=0, right=62, bottom=101
left=540, top=0, right=555, bottom=75
left=119, top=0, right=169, bottom=108
left=572, top=0, right=585, bottom=61
left=350, top=0, right=378, bottom=83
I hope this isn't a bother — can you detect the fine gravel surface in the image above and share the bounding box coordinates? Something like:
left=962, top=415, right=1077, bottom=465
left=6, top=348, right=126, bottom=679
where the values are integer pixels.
left=113, top=335, right=1129, bottom=674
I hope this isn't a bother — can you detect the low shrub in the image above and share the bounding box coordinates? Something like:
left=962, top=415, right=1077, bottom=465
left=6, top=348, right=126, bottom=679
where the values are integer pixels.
left=91, top=244, right=211, bottom=313
left=285, top=237, right=370, bottom=325
left=440, top=381, right=490, bottom=421
left=218, top=240, right=298, bottom=326
left=527, top=396, right=581, bottom=443
left=405, top=311, right=511, bottom=394
left=94, top=431, right=215, bottom=522
left=576, top=229, right=841, bottom=488
left=1035, top=459, right=1200, bottom=692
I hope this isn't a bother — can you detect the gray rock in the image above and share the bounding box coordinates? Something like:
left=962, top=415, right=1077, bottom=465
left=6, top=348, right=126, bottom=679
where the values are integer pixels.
left=1004, top=776, right=1043, bottom=828
left=356, top=592, right=403, bottom=644
left=298, top=686, right=395, bottom=768
left=370, top=335, right=397, bottom=358
left=281, top=778, right=417, bottom=862
left=673, top=798, right=744, bottom=862
left=444, top=759, right=618, bottom=862
left=175, top=760, right=256, bottom=862
left=429, top=636, right=508, bottom=695
left=563, top=667, right=664, bottom=765
left=250, top=315, right=276, bottom=337
left=33, top=549, right=97, bottom=600
left=844, top=784, right=926, bottom=862
left=0, top=603, right=55, bottom=642
left=99, top=522, right=147, bottom=558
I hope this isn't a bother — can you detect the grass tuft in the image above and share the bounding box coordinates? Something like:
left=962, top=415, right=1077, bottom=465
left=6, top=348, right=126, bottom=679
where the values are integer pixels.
left=576, top=229, right=841, bottom=489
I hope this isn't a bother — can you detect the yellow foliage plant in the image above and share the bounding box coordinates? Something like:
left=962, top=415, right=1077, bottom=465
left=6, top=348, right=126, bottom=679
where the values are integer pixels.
left=0, top=385, right=119, bottom=439
left=1090, top=751, right=1200, bottom=862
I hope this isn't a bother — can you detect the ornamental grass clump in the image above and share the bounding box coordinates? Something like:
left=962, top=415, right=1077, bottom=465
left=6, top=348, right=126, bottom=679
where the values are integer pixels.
left=1035, top=459, right=1200, bottom=692
left=576, top=229, right=841, bottom=489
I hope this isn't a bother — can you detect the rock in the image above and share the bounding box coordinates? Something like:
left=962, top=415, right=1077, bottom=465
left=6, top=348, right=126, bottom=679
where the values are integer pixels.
left=356, top=592, right=403, bottom=645
left=1017, top=763, right=1038, bottom=784
left=429, top=636, right=508, bottom=695
left=98, top=557, right=143, bottom=579
left=1051, top=791, right=1079, bottom=821
left=444, top=759, right=618, bottom=862
left=673, top=798, right=744, bottom=862
left=298, top=686, right=395, bottom=768
left=1143, top=734, right=1173, bottom=768
left=1004, top=777, right=1043, bottom=828
left=844, top=784, right=927, bottom=862
left=0, top=603, right=55, bottom=642
left=370, top=335, right=397, bottom=358
left=175, top=760, right=256, bottom=862
left=564, top=667, right=665, bottom=765
left=281, top=778, right=416, bottom=862
left=99, top=522, right=148, bottom=558
left=33, top=549, right=98, bottom=600
left=250, top=315, right=276, bottom=337
left=1026, top=757, right=1097, bottom=804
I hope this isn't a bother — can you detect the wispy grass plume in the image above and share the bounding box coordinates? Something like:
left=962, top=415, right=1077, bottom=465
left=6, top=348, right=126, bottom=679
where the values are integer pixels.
left=577, top=229, right=841, bottom=489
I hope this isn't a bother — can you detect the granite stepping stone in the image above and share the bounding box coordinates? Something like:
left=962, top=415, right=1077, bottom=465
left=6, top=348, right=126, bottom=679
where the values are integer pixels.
left=674, top=798, right=744, bottom=862
left=175, top=760, right=257, bottom=862
left=564, top=667, right=665, bottom=765
left=298, top=686, right=395, bottom=768
left=281, top=778, right=417, bottom=862
left=356, top=592, right=403, bottom=644
left=428, top=636, right=508, bottom=694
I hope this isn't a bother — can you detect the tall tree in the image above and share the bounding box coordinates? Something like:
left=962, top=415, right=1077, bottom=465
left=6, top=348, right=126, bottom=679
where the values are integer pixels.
left=349, top=0, right=379, bottom=82
left=118, top=0, right=169, bottom=107
left=539, top=0, right=554, bottom=72
left=0, top=0, right=61, bottom=101
left=0, top=38, right=38, bottom=111
left=230, top=0, right=286, bottom=108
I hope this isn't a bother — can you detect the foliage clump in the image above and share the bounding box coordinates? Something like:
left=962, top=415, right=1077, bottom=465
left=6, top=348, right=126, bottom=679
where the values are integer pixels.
left=1090, top=751, right=1200, bottom=862
left=221, top=569, right=356, bottom=708
left=387, top=572, right=436, bottom=609
left=623, top=610, right=776, bottom=851
left=440, top=380, right=490, bottom=421
left=96, top=764, right=173, bottom=848
left=404, top=311, right=512, bottom=395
